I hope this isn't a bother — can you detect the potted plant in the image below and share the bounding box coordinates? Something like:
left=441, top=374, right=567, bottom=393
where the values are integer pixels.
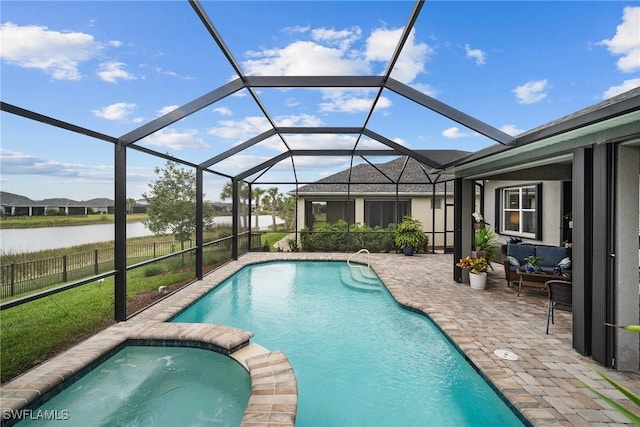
left=456, top=256, right=490, bottom=289
left=394, top=216, right=427, bottom=256
left=473, top=225, right=498, bottom=263
left=523, top=255, right=543, bottom=273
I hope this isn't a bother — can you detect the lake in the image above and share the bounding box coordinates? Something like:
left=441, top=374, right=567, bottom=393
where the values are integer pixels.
left=0, top=215, right=284, bottom=254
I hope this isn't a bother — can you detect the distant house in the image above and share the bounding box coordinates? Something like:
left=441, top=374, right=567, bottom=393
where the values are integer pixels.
left=293, top=151, right=473, bottom=250
left=0, top=191, right=115, bottom=216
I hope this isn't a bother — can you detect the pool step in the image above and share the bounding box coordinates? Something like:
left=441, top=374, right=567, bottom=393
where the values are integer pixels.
left=231, top=343, right=270, bottom=369
left=341, top=265, right=382, bottom=292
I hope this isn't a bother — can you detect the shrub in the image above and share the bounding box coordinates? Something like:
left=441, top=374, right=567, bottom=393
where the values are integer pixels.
left=144, top=265, right=165, bottom=277
left=300, top=221, right=398, bottom=253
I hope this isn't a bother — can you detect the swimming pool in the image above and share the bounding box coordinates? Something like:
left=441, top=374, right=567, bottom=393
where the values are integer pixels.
left=173, top=261, right=526, bottom=426
left=15, top=345, right=250, bottom=427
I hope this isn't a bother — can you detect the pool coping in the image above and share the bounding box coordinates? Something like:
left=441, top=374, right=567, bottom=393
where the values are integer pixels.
left=3, top=252, right=640, bottom=426
left=0, top=319, right=296, bottom=427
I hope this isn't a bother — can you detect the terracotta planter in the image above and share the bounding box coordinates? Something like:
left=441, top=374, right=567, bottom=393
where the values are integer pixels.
left=469, top=272, right=487, bottom=290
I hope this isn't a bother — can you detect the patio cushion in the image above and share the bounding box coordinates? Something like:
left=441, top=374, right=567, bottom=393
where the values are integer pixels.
left=506, top=256, right=520, bottom=267
left=558, top=257, right=571, bottom=269
left=536, top=246, right=569, bottom=268
left=506, top=244, right=535, bottom=263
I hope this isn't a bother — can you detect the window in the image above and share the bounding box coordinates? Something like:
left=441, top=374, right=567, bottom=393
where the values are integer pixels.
left=431, top=198, right=442, bottom=209
left=498, top=184, right=542, bottom=239
left=364, top=200, right=410, bottom=228
left=305, top=200, right=354, bottom=230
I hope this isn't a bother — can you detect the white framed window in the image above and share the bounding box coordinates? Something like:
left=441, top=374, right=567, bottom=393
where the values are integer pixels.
left=431, top=198, right=442, bottom=209
left=499, top=184, right=541, bottom=239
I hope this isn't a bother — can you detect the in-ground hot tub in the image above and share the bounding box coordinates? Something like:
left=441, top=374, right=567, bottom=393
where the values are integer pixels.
left=13, top=344, right=250, bottom=427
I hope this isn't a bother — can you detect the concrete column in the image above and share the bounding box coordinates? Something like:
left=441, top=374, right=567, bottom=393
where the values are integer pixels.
left=354, top=197, right=364, bottom=224
left=615, top=144, right=639, bottom=371
left=454, top=178, right=475, bottom=283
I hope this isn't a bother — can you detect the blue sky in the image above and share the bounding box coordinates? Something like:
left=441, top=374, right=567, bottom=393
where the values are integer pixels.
left=1, top=1, right=639, bottom=202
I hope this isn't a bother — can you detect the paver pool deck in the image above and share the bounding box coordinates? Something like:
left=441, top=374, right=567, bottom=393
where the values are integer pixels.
left=2, top=252, right=640, bottom=426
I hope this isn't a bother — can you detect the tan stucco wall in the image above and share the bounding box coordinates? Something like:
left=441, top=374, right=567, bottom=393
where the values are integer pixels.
left=295, top=195, right=456, bottom=248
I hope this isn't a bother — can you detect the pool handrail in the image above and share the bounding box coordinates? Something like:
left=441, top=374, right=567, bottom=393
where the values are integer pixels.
left=347, top=248, right=370, bottom=272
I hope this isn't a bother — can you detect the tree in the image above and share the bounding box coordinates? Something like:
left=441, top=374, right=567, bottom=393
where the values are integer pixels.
left=143, top=161, right=215, bottom=245
left=126, top=198, right=136, bottom=214
left=265, top=187, right=281, bottom=230
left=219, top=181, right=250, bottom=229
left=281, top=195, right=296, bottom=229
left=252, top=187, right=265, bottom=230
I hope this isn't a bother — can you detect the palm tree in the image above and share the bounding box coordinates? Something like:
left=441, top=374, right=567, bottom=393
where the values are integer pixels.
left=252, top=187, right=265, bottom=230
left=266, top=187, right=281, bottom=230
left=219, top=181, right=250, bottom=229
left=126, top=198, right=136, bottom=214
left=281, top=195, right=296, bottom=230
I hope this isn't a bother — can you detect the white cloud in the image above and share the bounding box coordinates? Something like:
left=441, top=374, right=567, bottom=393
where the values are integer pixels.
left=213, top=106, right=233, bottom=116
left=97, top=61, right=136, bottom=83
left=465, top=44, right=486, bottom=65
left=385, top=28, right=433, bottom=83
left=275, top=114, right=323, bottom=127
left=243, top=24, right=431, bottom=83
left=244, top=40, right=370, bottom=75
left=512, top=79, right=548, bottom=104
left=442, top=127, right=471, bottom=139
left=500, top=124, right=525, bottom=136
left=0, top=22, right=100, bottom=80
left=144, top=129, right=210, bottom=150
left=311, top=26, right=362, bottom=51
left=602, top=78, right=640, bottom=99
left=157, top=105, right=180, bottom=117
left=0, top=148, right=79, bottom=177
left=208, top=116, right=273, bottom=141
left=365, top=27, right=402, bottom=63
left=92, top=102, right=137, bottom=120
left=410, top=82, right=439, bottom=97
left=318, top=89, right=391, bottom=113
left=600, top=6, right=640, bottom=72
left=285, top=98, right=300, bottom=107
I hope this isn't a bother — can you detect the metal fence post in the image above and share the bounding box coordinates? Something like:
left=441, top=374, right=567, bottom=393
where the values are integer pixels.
left=11, top=263, right=15, bottom=296
left=94, top=249, right=99, bottom=275
left=62, top=255, right=68, bottom=282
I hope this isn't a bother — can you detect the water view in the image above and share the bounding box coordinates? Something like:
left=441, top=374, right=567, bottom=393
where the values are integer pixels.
left=0, top=215, right=283, bottom=253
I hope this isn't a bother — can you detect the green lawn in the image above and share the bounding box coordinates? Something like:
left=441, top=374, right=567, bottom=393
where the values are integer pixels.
left=0, top=213, right=148, bottom=229
left=0, top=258, right=194, bottom=383
left=261, top=232, right=289, bottom=250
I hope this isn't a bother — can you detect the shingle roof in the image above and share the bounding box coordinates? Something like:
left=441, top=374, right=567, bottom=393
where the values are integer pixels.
left=0, top=192, right=114, bottom=208
left=296, top=151, right=468, bottom=195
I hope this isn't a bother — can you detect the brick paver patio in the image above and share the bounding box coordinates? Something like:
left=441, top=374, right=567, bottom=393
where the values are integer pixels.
left=2, top=252, right=639, bottom=426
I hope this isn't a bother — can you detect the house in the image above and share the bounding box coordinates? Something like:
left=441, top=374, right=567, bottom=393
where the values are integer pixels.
left=0, top=192, right=115, bottom=216
left=294, top=150, right=472, bottom=250
left=447, top=86, right=640, bottom=371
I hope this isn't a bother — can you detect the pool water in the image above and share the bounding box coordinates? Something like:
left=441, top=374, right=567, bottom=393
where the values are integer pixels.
left=173, top=261, right=526, bottom=426
left=17, top=346, right=250, bottom=427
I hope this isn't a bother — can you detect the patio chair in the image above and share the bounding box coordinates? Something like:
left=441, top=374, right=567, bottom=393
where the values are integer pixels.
left=546, top=280, right=572, bottom=334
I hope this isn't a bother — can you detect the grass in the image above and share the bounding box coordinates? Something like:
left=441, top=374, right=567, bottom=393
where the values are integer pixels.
left=0, top=254, right=197, bottom=383
left=0, top=213, right=148, bottom=229
left=261, top=232, right=289, bottom=250
left=0, top=227, right=236, bottom=382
